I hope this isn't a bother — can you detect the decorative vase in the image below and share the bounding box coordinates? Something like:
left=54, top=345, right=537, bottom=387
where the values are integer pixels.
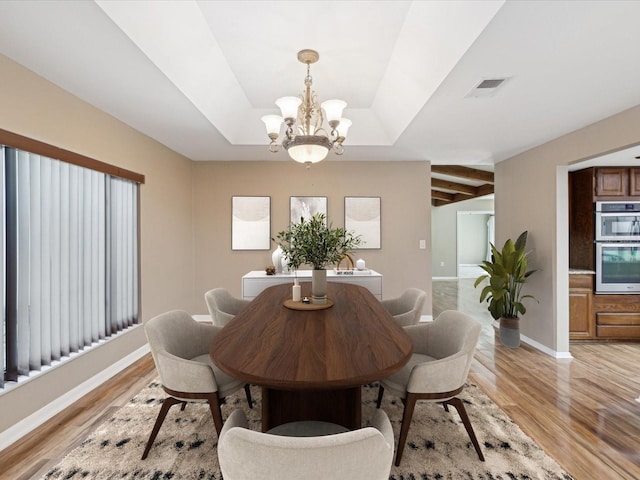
left=499, top=317, right=520, bottom=348
left=271, top=246, right=284, bottom=274
left=311, top=269, right=327, bottom=304
left=292, top=276, right=301, bottom=302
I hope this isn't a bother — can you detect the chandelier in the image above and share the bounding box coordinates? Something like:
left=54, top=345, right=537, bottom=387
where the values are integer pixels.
left=261, top=49, right=351, bottom=167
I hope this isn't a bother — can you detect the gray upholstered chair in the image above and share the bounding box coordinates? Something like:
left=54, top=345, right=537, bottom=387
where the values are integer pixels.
left=376, top=310, right=483, bottom=466
left=204, top=288, right=251, bottom=326
left=218, top=409, right=395, bottom=480
left=142, top=310, right=252, bottom=460
left=380, top=288, right=427, bottom=327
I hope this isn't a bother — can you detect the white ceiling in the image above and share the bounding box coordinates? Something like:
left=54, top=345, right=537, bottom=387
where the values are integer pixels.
left=1, top=0, right=640, bottom=166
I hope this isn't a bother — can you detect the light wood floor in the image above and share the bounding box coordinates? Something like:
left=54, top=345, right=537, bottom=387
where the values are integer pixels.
left=2, top=278, right=639, bottom=479
left=434, top=278, right=640, bottom=480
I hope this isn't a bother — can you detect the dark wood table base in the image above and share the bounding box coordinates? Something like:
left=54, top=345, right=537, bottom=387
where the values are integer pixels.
left=261, top=386, right=362, bottom=432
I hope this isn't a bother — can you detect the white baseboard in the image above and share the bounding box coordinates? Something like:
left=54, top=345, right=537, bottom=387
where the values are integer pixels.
left=520, top=334, right=573, bottom=359
left=491, top=321, right=573, bottom=359
left=0, top=343, right=150, bottom=452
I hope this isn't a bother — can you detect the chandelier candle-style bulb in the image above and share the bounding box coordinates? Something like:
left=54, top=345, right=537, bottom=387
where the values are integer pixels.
left=261, top=114, right=284, bottom=138
left=321, top=99, right=347, bottom=128
left=276, top=97, right=302, bottom=122
left=336, top=118, right=352, bottom=141
left=262, top=49, right=350, bottom=166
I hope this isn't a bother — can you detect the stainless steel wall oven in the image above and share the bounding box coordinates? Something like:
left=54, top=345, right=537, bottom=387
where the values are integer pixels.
left=595, top=202, right=640, bottom=293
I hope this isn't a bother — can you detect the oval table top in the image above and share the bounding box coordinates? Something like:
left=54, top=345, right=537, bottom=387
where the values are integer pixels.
left=210, top=282, right=412, bottom=390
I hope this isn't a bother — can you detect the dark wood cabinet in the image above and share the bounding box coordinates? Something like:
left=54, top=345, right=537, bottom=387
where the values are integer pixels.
left=568, top=274, right=640, bottom=340
left=569, top=168, right=595, bottom=270
left=630, top=167, right=640, bottom=196
left=596, top=167, right=628, bottom=197
left=569, top=274, right=594, bottom=339
left=593, top=294, right=640, bottom=339
left=595, top=167, right=640, bottom=199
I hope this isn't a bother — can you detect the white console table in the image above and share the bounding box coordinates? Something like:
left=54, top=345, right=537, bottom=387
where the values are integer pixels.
left=242, top=270, right=383, bottom=300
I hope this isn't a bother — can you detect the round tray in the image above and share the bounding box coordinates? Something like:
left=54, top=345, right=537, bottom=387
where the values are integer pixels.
left=284, top=298, right=334, bottom=310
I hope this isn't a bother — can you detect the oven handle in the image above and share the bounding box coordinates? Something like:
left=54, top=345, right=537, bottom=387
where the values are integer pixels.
left=596, top=212, right=640, bottom=217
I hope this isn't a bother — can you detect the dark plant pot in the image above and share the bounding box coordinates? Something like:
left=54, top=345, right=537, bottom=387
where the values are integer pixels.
left=499, top=317, right=520, bottom=348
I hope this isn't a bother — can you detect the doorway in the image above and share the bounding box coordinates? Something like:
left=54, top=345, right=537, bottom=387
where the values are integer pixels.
left=456, top=211, right=494, bottom=278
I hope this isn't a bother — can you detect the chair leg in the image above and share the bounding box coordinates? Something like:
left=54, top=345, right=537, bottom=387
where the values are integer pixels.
left=445, top=397, right=485, bottom=462
left=376, top=385, right=385, bottom=408
left=208, top=393, right=224, bottom=436
left=244, top=384, right=253, bottom=408
left=395, top=393, right=417, bottom=466
left=142, top=396, right=183, bottom=460
left=180, top=401, right=187, bottom=411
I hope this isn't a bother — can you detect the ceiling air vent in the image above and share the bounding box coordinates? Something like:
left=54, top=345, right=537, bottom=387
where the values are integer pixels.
left=465, top=77, right=510, bottom=98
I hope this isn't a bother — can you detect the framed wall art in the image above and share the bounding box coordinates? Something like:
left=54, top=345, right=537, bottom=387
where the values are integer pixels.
left=344, top=196, right=381, bottom=249
left=290, top=196, right=327, bottom=224
left=231, top=196, right=271, bottom=250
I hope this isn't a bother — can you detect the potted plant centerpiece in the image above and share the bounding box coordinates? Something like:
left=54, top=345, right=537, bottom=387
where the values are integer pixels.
left=274, top=213, right=361, bottom=304
left=474, top=230, right=537, bottom=348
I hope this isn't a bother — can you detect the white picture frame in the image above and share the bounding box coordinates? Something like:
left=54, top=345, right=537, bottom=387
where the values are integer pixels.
left=344, top=196, right=381, bottom=249
left=231, top=196, right=271, bottom=250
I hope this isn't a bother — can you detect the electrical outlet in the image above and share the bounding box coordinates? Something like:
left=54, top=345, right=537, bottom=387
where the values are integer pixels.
left=440, top=261, right=445, bottom=267
left=419, top=239, right=426, bottom=249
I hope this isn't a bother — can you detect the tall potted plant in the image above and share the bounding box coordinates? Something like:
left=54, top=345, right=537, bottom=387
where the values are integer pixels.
left=274, top=213, right=361, bottom=304
left=474, top=231, right=537, bottom=348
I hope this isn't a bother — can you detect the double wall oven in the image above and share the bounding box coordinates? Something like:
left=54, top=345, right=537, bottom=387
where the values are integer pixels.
left=595, top=201, right=640, bottom=293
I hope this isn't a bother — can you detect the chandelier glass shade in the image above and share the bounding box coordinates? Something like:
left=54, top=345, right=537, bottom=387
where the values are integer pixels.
left=261, top=49, right=350, bottom=166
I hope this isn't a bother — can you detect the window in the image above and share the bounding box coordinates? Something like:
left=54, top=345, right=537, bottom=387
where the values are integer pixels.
left=1, top=139, right=142, bottom=389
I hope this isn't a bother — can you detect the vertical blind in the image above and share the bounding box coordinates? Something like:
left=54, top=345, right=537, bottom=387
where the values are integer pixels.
left=1, top=146, right=139, bottom=388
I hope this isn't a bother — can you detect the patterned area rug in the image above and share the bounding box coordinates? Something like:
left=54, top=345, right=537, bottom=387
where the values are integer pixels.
left=42, top=380, right=572, bottom=479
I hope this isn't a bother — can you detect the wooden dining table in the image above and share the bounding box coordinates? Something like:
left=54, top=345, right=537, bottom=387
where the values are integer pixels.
left=210, top=281, right=412, bottom=431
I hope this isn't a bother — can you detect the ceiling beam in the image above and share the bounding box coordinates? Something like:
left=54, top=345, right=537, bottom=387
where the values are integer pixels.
left=430, top=184, right=494, bottom=207
left=430, top=164, right=495, bottom=207
left=431, top=178, right=477, bottom=195
left=431, top=165, right=494, bottom=184
left=476, top=183, right=494, bottom=197
left=431, top=190, right=455, bottom=202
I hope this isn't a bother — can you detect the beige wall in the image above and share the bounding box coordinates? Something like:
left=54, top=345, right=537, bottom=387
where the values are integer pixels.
left=0, top=54, right=195, bottom=433
left=192, top=160, right=432, bottom=313
left=495, top=104, right=640, bottom=354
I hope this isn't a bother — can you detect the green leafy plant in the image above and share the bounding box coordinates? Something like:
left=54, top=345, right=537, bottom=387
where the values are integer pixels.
left=274, top=213, right=361, bottom=270
left=474, top=231, right=537, bottom=319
